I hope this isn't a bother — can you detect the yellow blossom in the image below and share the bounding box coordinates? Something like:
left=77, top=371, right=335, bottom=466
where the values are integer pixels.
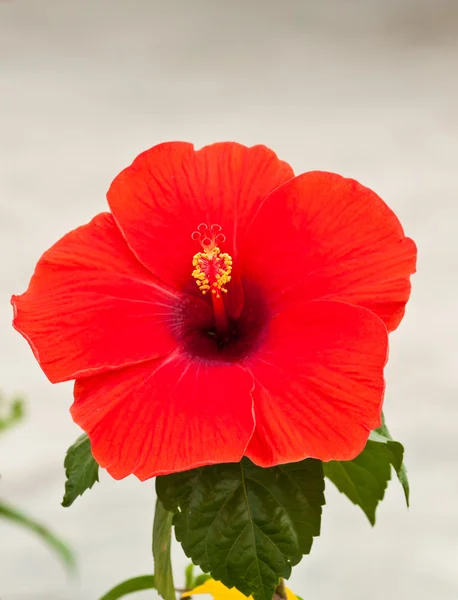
left=183, top=578, right=299, bottom=600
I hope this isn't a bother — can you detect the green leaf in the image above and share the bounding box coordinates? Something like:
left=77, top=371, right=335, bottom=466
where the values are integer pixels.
left=62, top=433, right=99, bottom=507
left=324, top=416, right=409, bottom=525
left=156, top=458, right=324, bottom=600
left=0, top=395, right=25, bottom=433
left=324, top=441, right=393, bottom=525
left=98, top=575, right=156, bottom=600
left=373, top=415, right=410, bottom=505
left=0, top=500, right=75, bottom=571
left=153, top=498, right=176, bottom=600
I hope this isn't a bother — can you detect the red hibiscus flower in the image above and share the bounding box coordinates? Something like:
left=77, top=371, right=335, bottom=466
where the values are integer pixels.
left=11, top=142, right=416, bottom=480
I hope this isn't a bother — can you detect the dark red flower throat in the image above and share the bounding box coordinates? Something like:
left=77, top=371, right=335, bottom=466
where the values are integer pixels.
left=180, top=222, right=268, bottom=362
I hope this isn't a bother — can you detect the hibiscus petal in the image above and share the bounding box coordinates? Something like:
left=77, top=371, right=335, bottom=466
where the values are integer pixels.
left=12, top=213, right=193, bottom=383
left=244, top=300, right=388, bottom=465
left=107, top=141, right=294, bottom=291
left=242, top=172, right=417, bottom=331
left=72, top=353, right=255, bottom=479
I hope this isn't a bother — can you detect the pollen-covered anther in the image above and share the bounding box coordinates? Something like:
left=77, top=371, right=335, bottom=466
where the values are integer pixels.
left=191, top=223, right=233, bottom=296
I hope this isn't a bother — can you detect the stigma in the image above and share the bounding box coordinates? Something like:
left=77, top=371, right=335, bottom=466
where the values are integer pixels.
left=191, top=223, right=233, bottom=299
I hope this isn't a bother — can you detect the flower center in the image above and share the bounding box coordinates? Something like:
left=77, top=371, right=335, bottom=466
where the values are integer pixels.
left=191, top=223, right=233, bottom=336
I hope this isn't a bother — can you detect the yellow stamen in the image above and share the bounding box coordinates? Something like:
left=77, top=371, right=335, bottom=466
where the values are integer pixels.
left=191, top=249, right=233, bottom=296
left=191, top=223, right=232, bottom=336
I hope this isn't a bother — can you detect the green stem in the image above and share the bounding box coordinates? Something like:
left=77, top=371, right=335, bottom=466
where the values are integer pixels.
left=275, top=579, right=287, bottom=600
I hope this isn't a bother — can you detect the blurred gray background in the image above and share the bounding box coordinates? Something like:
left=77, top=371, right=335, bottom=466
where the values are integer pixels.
left=0, top=0, right=457, bottom=598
